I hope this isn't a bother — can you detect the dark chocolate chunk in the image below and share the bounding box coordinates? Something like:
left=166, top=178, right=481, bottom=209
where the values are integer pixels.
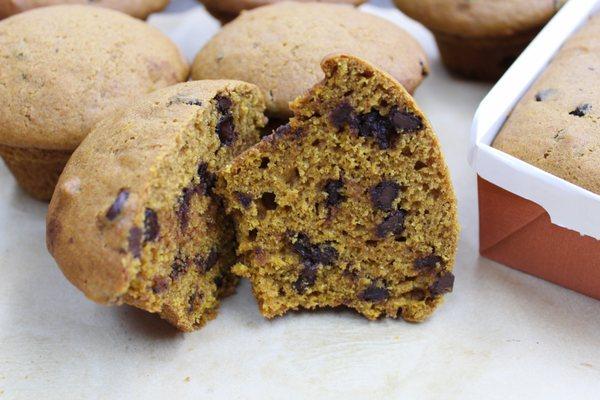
left=569, top=103, right=592, bottom=117
left=214, top=275, right=224, bottom=289
left=534, top=89, right=556, bottom=102
left=216, top=114, right=237, bottom=146
left=151, top=277, right=169, bottom=294
left=359, top=284, right=390, bottom=302
left=290, top=232, right=338, bottom=267
left=177, top=187, right=193, bottom=231
left=128, top=226, right=142, bottom=258
left=260, top=192, right=277, bottom=210
left=330, top=102, right=357, bottom=129
left=170, top=255, right=189, bottom=280
left=414, top=254, right=444, bottom=271
left=106, top=189, right=129, bottom=220
left=197, top=162, right=217, bottom=196
left=324, top=179, right=346, bottom=207
left=215, top=94, right=232, bottom=114
left=376, top=209, right=407, bottom=238
left=293, top=263, right=318, bottom=294
left=370, top=181, right=400, bottom=212
left=143, top=208, right=159, bottom=243
left=430, top=272, right=455, bottom=296
left=356, top=109, right=396, bottom=149
left=273, top=123, right=291, bottom=137
left=194, top=248, right=219, bottom=273
left=389, top=108, right=423, bottom=133
left=234, top=192, right=253, bottom=208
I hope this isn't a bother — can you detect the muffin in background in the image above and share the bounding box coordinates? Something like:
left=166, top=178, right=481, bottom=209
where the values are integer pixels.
left=0, top=0, right=170, bottom=19
left=198, top=0, right=366, bottom=24
left=394, top=0, right=566, bottom=81
left=0, top=5, right=189, bottom=200
left=192, top=2, right=429, bottom=118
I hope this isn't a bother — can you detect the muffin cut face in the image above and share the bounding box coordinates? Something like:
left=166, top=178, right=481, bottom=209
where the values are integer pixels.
left=47, top=81, right=266, bottom=331
left=218, top=55, right=459, bottom=321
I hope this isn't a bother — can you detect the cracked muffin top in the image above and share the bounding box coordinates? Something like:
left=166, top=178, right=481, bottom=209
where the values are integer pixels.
left=0, top=5, right=188, bottom=150
left=394, top=0, right=566, bottom=37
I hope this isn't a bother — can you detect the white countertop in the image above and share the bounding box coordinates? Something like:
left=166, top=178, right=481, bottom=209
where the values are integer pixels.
left=1, top=1, right=599, bottom=399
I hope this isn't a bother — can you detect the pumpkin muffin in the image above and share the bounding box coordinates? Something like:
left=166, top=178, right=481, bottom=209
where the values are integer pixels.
left=191, top=2, right=428, bottom=118
left=198, top=0, right=366, bottom=24
left=217, top=55, right=459, bottom=321
left=394, top=0, right=567, bottom=80
left=0, top=5, right=188, bottom=200
left=0, top=0, right=170, bottom=19
left=47, top=80, right=267, bottom=331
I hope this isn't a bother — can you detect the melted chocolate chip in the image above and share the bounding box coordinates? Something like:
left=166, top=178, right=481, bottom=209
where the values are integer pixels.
left=170, top=255, right=189, bottom=281
left=273, top=123, right=291, bottom=137
left=195, top=248, right=219, bottom=274
left=128, top=226, right=142, bottom=258
left=376, top=209, right=407, bottom=238
left=143, top=208, right=159, bottom=242
left=324, top=179, right=346, bottom=207
left=356, top=109, right=396, bottom=149
left=151, top=277, right=169, bottom=294
left=569, top=103, right=592, bottom=117
left=430, top=272, right=454, bottom=296
left=106, top=189, right=129, bottom=220
left=535, top=89, right=556, bottom=102
left=389, top=108, right=423, bottom=132
left=197, top=162, right=216, bottom=196
left=414, top=254, right=444, bottom=271
left=290, top=232, right=338, bottom=267
left=370, top=181, right=400, bottom=212
left=215, top=95, right=237, bottom=146
left=234, top=192, right=252, bottom=208
left=359, top=284, right=390, bottom=302
left=329, top=102, right=357, bottom=129
left=293, top=263, right=318, bottom=294
left=215, top=94, right=232, bottom=114
left=177, top=187, right=193, bottom=231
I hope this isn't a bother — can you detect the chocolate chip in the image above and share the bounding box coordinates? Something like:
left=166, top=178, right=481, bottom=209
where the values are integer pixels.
left=214, top=275, right=224, bottom=289
left=170, top=255, right=189, bottom=281
left=420, top=60, right=428, bottom=77
left=414, top=254, right=444, bottom=271
left=195, top=248, right=219, bottom=273
left=389, top=108, right=423, bottom=132
left=260, top=192, right=277, bottom=210
left=370, top=181, right=400, bottom=212
left=215, top=95, right=237, bottom=146
left=430, top=272, right=454, bottom=296
left=128, top=226, right=142, bottom=258
left=215, top=94, right=232, bottom=114
left=143, top=208, right=159, bottom=243
left=177, top=187, right=193, bottom=231
left=535, top=89, right=556, bottom=102
left=324, top=179, right=346, bottom=207
left=106, top=189, right=129, bottom=220
left=329, top=102, right=357, bottom=129
left=197, top=162, right=216, bottom=196
left=569, top=103, right=592, bottom=117
left=376, top=209, right=407, bottom=238
left=151, top=277, right=169, bottom=294
left=290, top=232, right=338, bottom=267
left=356, top=110, right=396, bottom=149
left=235, top=192, right=252, bottom=208
left=359, top=284, right=389, bottom=302
left=273, top=123, right=291, bottom=137
left=293, top=263, right=318, bottom=294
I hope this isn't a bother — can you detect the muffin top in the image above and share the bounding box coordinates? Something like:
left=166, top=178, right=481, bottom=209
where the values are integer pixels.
left=394, top=0, right=566, bottom=37
left=199, top=0, right=365, bottom=17
left=0, top=5, right=188, bottom=150
left=192, top=1, right=428, bottom=117
left=0, top=0, right=170, bottom=19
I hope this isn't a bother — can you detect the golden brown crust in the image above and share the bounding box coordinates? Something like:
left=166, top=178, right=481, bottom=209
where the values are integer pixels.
left=0, top=0, right=170, bottom=19
left=0, top=5, right=188, bottom=151
left=493, top=15, right=600, bottom=195
left=191, top=1, right=428, bottom=117
left=394, top=0, right=564, bottom=38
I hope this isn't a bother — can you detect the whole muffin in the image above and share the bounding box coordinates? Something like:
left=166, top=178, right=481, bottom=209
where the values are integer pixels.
left=198, top=0, right=366, bottom=24
left=192, top=2, right=428, bottom=118
left=0, top=0, right=170, bottom=19
left=394, top=0, right=566, bottom=80
left=0, top=5, right=188, bottom=200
